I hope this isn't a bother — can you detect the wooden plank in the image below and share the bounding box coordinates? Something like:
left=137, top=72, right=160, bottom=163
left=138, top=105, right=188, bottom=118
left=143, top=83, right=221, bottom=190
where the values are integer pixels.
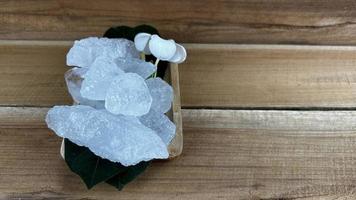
left=0, top=41, right=72, bottom=106
left=2, top=0, right=356, bottom=45
left=181, top=44, right=356, bottom=108
left=2, top=109, right=356, bottom=199
left=1, top=41, right=356, bottom=108
left=0, top=107, right=47, bottom=128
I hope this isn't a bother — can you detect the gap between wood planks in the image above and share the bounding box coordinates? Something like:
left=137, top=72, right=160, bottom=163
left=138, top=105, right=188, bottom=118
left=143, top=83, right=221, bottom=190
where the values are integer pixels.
left=3, top=106, right=356, bottom=130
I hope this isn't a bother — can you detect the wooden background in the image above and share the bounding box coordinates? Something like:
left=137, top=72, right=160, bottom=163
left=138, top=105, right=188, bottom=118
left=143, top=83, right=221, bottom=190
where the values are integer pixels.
left=2, top=0, right=356, bottom=45
left=2, top=0, right=356, bottom=199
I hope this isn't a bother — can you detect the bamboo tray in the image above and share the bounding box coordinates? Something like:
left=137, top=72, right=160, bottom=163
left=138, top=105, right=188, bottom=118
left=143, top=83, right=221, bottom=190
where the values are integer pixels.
left=60, top=62, right=183, bottom=159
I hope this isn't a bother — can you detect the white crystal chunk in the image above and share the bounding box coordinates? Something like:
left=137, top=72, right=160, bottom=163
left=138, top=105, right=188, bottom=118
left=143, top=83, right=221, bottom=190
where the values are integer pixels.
left=80, top=57, right=124, bottom=100
left=105, top=73, right=152, bottom=116
left=65, top=68, right=105, bottom=109
left=115, top=57, right=156, bottom=79
left=67, top=37, right=139, bottom=68
left=146, top=77, right=173, bottom=113
left=66, top=44, right=92, bottom=68
left=46, top=105, right=169, bottom=166
left=140, top=109, right=176, bottom=146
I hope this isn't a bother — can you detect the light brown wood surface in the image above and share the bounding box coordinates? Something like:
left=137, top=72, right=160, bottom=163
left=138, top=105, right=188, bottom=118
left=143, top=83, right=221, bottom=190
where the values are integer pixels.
left=2, top=39, right=356, bottom=199
left=2, top=0, right=356, bottom=196
left=2, top=108, right=356, bottom=199
left=167, top=63, right=183, bottom=158
left=0, top=107, right=47, bottom=128
left=181, top=44, right=356, bottom=108
left=2, top=0, right=356, bottom=45
left=2, top=41, right=356, bottom=108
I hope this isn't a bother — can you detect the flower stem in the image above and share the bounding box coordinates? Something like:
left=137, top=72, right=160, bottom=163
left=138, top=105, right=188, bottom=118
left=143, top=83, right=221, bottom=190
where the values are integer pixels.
left=154, top=58, right=160, bottom=67
left=140, top=52, right=146, bottom=60
left=153, top=58, right=160, bottom=78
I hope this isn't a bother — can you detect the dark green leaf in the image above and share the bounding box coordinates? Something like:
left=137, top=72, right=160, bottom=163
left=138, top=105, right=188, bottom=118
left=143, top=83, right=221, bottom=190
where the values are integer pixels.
left=103, top=26, right=136, bottom=40
left=64, top=139, right=128, bottom=189
left=103, top=24, right=159, bottom=40
left=106, top=161, right=151, bottom=190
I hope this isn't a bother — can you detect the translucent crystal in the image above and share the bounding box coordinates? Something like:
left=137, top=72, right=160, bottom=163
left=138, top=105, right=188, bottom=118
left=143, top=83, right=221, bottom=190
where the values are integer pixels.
left=64, top=68, right=105, bottom=109
left=105, top=73, right=152, bottom=116
left=146, top=77, right=173, bottom=113
left=115, top=57, right=156, bottom=79
left=66, top=37, right=139, bottom=68
left=80, top=57, right=124, bottom=100
left=140, top=109, right=176, bottom=146
left=46, top=105, right=169, bottom=166
left=98, top=38, right=140, bottom=60
left=66, top=44, right=92, bottom=68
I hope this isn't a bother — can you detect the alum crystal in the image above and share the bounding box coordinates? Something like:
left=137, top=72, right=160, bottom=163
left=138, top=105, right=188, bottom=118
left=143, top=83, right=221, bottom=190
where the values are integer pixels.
left=115, top=57, right=157, bottom=79
left=146, top=77, right=173, bottom=113
left=105, top=73, right=152, bottom=116
left=46, top=105, right=169, bottom=166
left=81, top=57, right=124, bottom=100
left=67, top=37, right=139, bottom=68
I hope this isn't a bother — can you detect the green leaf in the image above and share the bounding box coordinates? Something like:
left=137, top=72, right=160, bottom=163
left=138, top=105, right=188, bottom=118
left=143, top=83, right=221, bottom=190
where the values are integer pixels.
left=103, top=26, right=136, bottom=41
left=103, top=24, right=159, bottom=40
left=63, top=24, right=165, bottom=190
left=106, top=161, right=151, bottom=190
left=64, top=139, right=128, bottom=189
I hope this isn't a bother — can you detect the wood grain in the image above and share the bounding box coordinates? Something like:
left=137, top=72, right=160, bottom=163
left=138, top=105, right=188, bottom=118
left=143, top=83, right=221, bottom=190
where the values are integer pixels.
left=181, top=44, right=356, bottom=108
left=2, top=0, right=356, bottom=45
left=167, top=63, right=183, bottom=158
left=2, top=109, right=356, bottom=199
left=0, top=40, right=72, bottom=106
left=0, top=107, right=47, bottom=128
left=2, top=41, right=356, bottom=108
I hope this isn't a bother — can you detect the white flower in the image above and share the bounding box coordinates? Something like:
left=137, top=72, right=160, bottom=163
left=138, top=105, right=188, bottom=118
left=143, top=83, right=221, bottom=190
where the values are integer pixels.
left=134, top=33, right=152, bottom=54
left=148, top=35, right=177, bottom=61
left=168, top=43, right=187, bottom=64
left=134, top=33, right=187, bottom=64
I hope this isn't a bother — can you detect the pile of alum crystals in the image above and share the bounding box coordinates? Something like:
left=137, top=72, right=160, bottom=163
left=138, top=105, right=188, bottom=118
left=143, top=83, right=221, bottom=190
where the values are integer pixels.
left=46, top=37, right=176, bottom=166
